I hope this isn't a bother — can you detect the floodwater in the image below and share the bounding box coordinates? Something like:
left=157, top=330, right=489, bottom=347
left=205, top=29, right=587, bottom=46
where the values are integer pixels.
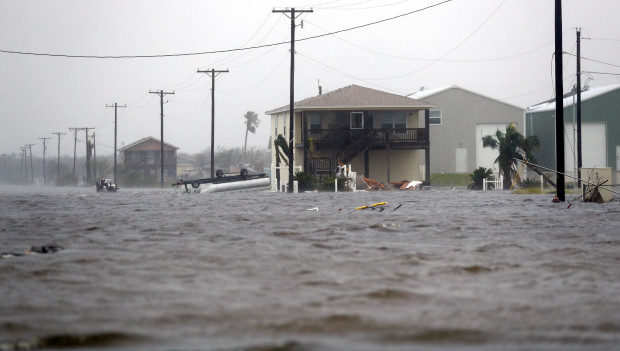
left=1, top=185, right=619, bottom=351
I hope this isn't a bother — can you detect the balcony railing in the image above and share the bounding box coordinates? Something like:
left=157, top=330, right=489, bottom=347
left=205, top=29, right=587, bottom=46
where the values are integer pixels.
left=305, top=128, right=428, bottom=145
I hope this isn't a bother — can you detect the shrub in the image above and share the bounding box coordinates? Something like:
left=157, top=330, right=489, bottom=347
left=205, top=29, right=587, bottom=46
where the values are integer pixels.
left=317, top=174, right=350, bottom=192
left=468, top=167, right=494, bottom=190
left=519, top=178, right=541, bottom=189
left=294, top=171, right=317, bottom=192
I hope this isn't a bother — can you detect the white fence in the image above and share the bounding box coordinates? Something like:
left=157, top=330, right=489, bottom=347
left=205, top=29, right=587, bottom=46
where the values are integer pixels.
left=483, top=175, right=503, bottom=191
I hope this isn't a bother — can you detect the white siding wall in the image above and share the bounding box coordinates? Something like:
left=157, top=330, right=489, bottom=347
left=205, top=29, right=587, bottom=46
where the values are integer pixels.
left=422, top=88, right=524, bottom=174
left=351, top=149, right=421, bottom=184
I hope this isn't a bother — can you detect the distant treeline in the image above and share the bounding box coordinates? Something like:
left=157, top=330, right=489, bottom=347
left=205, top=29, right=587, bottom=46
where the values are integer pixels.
left=0, top=146, right=271, bottom=187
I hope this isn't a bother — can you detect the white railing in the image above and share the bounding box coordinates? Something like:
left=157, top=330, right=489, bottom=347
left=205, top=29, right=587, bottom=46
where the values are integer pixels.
left=483, top=176, right=503, bottom=191
left=334, top=164, right=357, bottom=192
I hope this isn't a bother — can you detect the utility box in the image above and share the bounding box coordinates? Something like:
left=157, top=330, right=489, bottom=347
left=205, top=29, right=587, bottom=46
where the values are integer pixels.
left=580, top=167, right=613, bottom=202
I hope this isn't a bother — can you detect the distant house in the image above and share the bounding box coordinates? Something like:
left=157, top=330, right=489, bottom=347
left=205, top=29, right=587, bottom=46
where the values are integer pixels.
left=525, top=84, right=620, bottom=184
left=119, top=137, right=179, bottom=180
left=176, top=155, right=197, bottom=179
left=409, top=86, right=524, bottom=175
left=266, top=84, right=434, bottom=188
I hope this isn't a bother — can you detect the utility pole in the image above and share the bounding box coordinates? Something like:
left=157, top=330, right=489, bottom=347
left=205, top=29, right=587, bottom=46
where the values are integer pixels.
left=81, top=127, right=95, bottom=183
left=197, top=69, right=229, bottom=178
left=149, top=90, right=175, bottom=188
left=25, top=143, right=35, bottom=183
left=52, top=132, right=65, bottom=185
left=576, top=27, right=582, bottom=189
left=19, top=147, right=27, bottom=183
left=273, top=7, right=313, bottom=193
left=106, top=103, right=126, bottom=186
left=554, top=0, right=565, bottom=201
left=38, top=137, right=51, bottom=185
left=69, top=128, right=79, bottom=184
left=93, top=133, right=97, bottom=179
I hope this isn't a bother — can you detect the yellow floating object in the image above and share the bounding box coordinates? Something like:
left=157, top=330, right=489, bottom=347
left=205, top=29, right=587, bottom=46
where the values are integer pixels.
left=355, top=202, right=388, bottom=210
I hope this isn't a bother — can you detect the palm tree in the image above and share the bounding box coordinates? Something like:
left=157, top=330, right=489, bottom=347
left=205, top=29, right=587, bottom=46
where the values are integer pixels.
left=468, top=167, right=494, bottom=190
left=274, top=134, right=288, bottom=190
left=482, top=123, right=540, bottom=189
left=243, top=111, right=260, bottom=162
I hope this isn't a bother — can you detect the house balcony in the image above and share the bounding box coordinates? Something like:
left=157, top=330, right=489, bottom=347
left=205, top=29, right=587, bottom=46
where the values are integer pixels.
left=301, top=128, right=429, bottom=176
left=303, top=128, right=429, bottom=149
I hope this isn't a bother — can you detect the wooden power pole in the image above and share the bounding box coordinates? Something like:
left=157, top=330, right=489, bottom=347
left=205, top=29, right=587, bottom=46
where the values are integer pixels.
left=38, top=137, right=51, bottom=185
left=106, top=103, right=126, bottom=186
left=197, top=69, right=229, bottom=178
left=149, top=90, right=175, bottom=188
left=273, top=7, right=313, bottom=193
left=554, top=0, right=565, bottom=201
left=52, top=132, right=65, bottom=185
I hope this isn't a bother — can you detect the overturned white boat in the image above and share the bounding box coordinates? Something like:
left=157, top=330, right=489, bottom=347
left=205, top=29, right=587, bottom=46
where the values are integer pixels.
left=173, top=169, right=270, bottom=194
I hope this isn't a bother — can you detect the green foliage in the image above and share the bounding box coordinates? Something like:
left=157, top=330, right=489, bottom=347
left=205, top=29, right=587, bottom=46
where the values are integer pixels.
left=274, top=134, right=289, bottom=166
left=243, top=111, right=260, bottom=162
left=294, top=171, right=317, bottom=192
left=481, top=123, right=540, bottom=189
left=468, top=167, right=494, bottom=190
left=430, top=173, right=471, bottom=187
left=519, top=177, right=541, bottom=189
left=316, top=174, right=350, bottom=192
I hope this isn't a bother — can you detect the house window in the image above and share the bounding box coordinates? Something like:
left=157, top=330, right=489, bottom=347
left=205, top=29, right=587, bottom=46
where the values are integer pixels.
left=147, top=151, right=155, bottom=164
left=274, top=115, right=278, bottom=135
left=131, top=151, right=140, bottom=160
left=429, top=110, right=442, bottom=125
left=282, top=115, right=287, bottom=136
left=394, top=113, right=406, bottom=129
left=309, top=113, right=322, bottom=130
left=381, top=114, right=392, bottom=129
left=381, top=112, right=406, bottom=129
left=350, top=112, right=364, bottom=129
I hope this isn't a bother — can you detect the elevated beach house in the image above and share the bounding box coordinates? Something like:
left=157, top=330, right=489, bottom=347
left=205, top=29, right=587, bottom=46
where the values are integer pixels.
left=266, top=85, right=434, bottom=189
left=119, top=136, right=179, bottom=180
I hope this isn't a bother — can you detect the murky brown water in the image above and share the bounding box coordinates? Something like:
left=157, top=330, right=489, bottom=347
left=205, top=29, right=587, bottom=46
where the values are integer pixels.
left=1, top=185, right=619, bottom=350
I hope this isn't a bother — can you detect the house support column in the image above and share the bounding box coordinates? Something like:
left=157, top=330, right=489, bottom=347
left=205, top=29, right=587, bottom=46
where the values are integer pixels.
left=425, top=109, right=431, bottom=184
left=302, top=112, right=308, bottom=173
left=364, top=150, right=369, bottom=178
left=386, top=134, right=391, bottom=183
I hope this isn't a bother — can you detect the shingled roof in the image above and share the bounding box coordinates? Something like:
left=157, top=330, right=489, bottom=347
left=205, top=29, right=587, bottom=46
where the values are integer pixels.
left=119, top=136, right=179, bottom=151
left=266, top=84, right=434, bottom=114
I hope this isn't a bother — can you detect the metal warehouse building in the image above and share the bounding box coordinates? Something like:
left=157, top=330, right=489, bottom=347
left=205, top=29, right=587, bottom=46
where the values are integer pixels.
left=525, top=84, right=620, bottom=185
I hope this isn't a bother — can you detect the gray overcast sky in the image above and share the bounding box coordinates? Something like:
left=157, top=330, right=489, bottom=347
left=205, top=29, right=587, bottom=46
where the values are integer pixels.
left=1, top=0, right=619, bottom=158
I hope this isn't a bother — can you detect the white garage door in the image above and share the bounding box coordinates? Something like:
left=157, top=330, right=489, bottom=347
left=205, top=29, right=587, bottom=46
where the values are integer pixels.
left=476, top=123, right=513, bottom=173
left=564, top=122, right=606, bottom=177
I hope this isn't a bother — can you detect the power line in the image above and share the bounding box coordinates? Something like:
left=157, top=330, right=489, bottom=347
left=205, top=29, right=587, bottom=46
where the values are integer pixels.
left=563, top=52, right=620, bottom=68
left=583, top=71, right=620, bottom=76
left=0, top=0, right=452, bottom=59
left=314, top=0, right=413, bottom=10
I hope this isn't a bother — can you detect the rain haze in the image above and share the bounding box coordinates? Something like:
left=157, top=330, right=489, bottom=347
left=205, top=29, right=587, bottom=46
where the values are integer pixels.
left=1, top=0, right=619, bottom=158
